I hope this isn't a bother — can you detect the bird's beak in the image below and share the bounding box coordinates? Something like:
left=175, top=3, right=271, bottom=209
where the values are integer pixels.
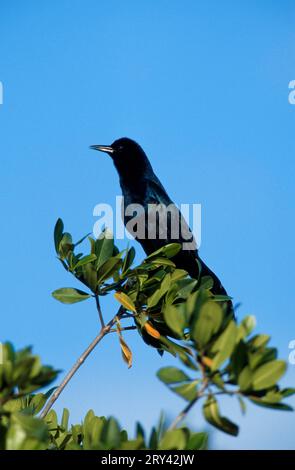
left=89, top=144, right=114, bottom=154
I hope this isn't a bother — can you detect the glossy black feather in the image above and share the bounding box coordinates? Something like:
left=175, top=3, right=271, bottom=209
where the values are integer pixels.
left=93, top=137, right=232, bottom=310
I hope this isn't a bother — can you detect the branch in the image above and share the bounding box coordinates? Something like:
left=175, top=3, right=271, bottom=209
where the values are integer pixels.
left=40, top=315, right=118, bottom=419
left=95, top=294, right=105, bottom=328
left=168, top=379, right=209, bottom=431
left=203, top=389, right=239, bottom=398
left=109, top=326, right=137, bottom=333
left=168, top=361, right=209, bottom=431
left=168, top=396, right=200, bottom=431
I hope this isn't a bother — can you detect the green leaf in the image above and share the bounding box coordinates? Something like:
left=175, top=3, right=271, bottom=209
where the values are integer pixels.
left=163, top=304, right=186, bottom=337
left=74, top=254, right=97, bottom=269
left=192, top=301, right=223, bottom=348
left=58, top=258, right=69, bottom=272
left=25, top=393, right=47, bottom=415
left=238, top=315, right=256, bottom=340
left=83, top=409, right=95, bottom=429
left=281, top=388, right=295, bottom=398
left=178, top=350, right=198, bottom=371
left=101, top=417, right=121, bottom=449
left=136, top=422, right=145, bottom=440
left=237, top=396, right=247, bottom=415
left=97, top=257, right=122, bottom=284
left=147, top=243, right=181, bottom=260
left=147, top=274, right=171, bottom=308
left=54, top=218, right=64, bottom=254
left=58, top=232, right=73, bottom=258
left=212, top=294, right=233, bottom=302
left=249, top=397, right=293, bottom=411
left=238, top=366, right=253, bottom=391
left=122, top=247, right=136, bottom=273
left=230, top=340, right=248, bottom=378
left=173, top=278, right=197, bottom=301
left=45, top=409, right=58, bottom=430
left=157, top=367, right=191, bottom=384
left=248, top=347, right=277, bottom=370
left=52, top=288, right=91, bottom=304
left=120, top=438, right=144, bottom=450
left=210, top=321, right=238, bottom=370
left=61, top=408, right=70, bottom=431
left=81, top=263, right=98, bottom=292
left=7, top=413, right=49, bottom=450
left=88, top=236, right=96, bottom=254
left=171, top=381, right=199, bottom=401
left=203, top=396, right=239, bottom=436
left=149, top=257, right=175, bottom=267
left=199, top=276, right=214, bottom=290
left=252, top=360, right=287, bottom=391
left=83, top=413, right=104, bottom=449
left=148, top=427, right=158, bottom=449
left=187, top=432, right=208, bottom=450
left=261, top=390, right=283, bottom=403
left=160, top=337, right=194, bottom=360
left=95, top=232, right=114, bottom=269
left=159, top=429, right=187, bottom=450
left=171, top=269, right=188, bottom=281
left=186, top=289, right=210, bottom=319
left=249, top=334, right=270, bottom=349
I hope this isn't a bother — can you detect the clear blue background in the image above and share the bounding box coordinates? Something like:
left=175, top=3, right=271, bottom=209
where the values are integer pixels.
left=1, top=0, right=294, bottom=449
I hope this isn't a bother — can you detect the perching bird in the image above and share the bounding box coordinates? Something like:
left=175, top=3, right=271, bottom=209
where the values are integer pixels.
left=90, top=137, right=232, bottom=308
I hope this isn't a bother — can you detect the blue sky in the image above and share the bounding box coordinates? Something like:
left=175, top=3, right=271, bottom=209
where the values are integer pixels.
left=1, top=0, right=295, bottom=449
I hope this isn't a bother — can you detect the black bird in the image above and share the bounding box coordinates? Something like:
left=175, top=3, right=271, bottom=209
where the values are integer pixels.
left=90, top=137, right=232, bottom=307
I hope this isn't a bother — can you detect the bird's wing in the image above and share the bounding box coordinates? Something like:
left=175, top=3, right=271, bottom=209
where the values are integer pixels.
left=147, top=177, right=173, bottom=206
left=146, top=177, right=197, bottom=251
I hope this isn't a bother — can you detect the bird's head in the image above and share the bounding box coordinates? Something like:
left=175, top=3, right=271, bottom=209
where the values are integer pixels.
left=90, top=137, right=152, bottom=181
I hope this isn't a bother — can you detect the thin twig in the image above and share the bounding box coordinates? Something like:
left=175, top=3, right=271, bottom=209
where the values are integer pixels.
left=95, top=295, right=105, bottom=328
left=109, top=326, right=137, bottom=333
left=168, top=379, right=209, bottom=431
left=203, top=389, right=239, bottom=398
left=40, top=304, right=133, bottom=418
left=40, top=318, right=116, bottom=419
left=168, top=358, right=210, bottom=431
left=168, top=396, right=200, bottom=431
left=120, top=312, right=136, bottom=319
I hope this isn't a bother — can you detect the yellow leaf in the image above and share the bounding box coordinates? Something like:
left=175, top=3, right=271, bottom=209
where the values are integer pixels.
left=144, top=321, right=161, bottom=339
left=202, top=356, right=213, bottom=368
left=119, top=336, right=133, bottom=368
left=114, top=292, right=136, bottom=313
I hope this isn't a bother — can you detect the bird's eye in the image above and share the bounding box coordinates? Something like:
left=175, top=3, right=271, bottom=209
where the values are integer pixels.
left=118, top=145, right=124, bottom=152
